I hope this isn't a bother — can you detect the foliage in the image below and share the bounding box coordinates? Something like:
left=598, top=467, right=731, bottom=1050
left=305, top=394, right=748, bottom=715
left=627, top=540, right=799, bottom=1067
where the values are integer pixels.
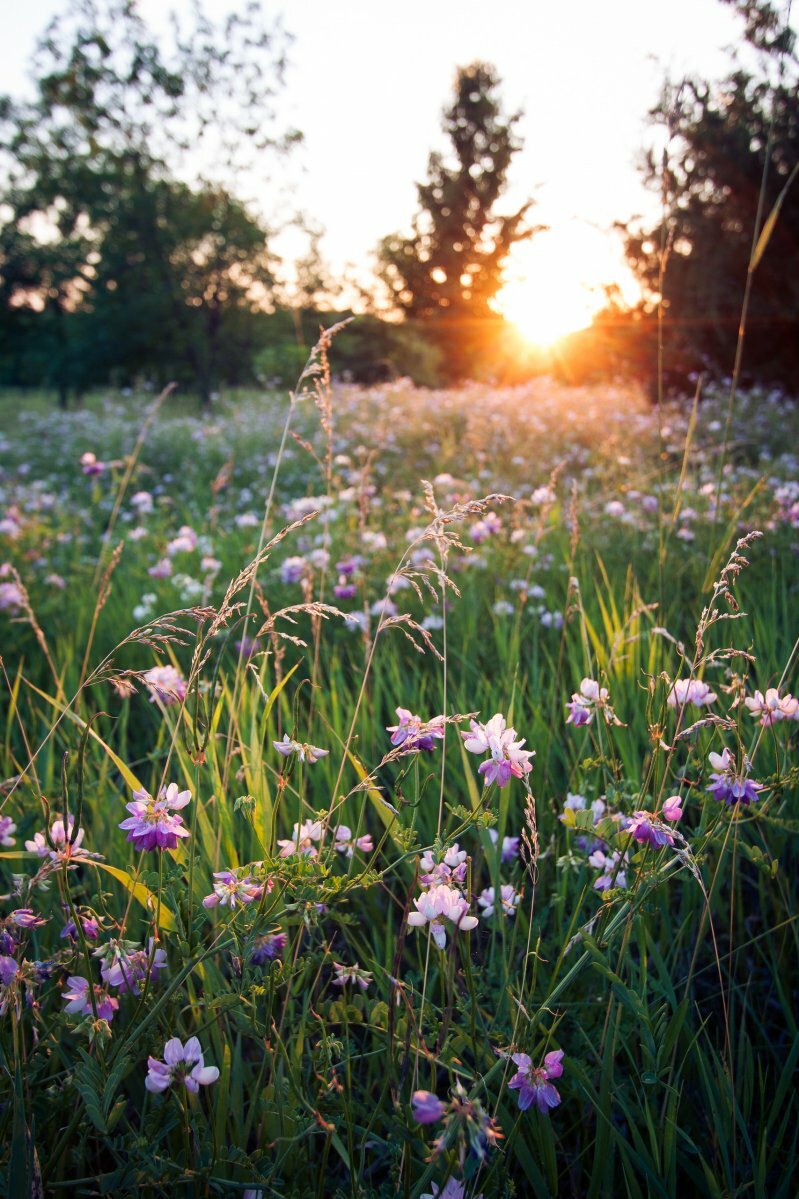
left=378, top=62, right=535, bottom=379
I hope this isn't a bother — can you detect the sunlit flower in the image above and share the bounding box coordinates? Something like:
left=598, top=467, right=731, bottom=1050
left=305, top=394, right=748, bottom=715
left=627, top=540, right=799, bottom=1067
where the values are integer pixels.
left=662, top=794, right=684, bottom=822
left=462, top=714, right=534, bottom=787
left=477, top=884, right=520, bottom=919
left=25, top=815, right=89, bottom=862
left=202, top=870, right=267, bottom=909
left=333, top=825, right=373, bottom=857
left=566, top=678, right=620, bottom=726
left=119, top=782, right=191, bottom=851
left=144, top=665, right=187, bottom=705
left=277, top=819, right=323, bottom=858
left=744, top=688, right=799, bottom=725
left=145, top=1036, right=219, bottom=1093
left=667, top=678, right=717, bottom=709
left=508, top=1049, right=564, bottom=1113
left=0, top=580, right=24, bottom=614
left=272, top=734, right=329, bottom=764
left=387, top=707, right=446, bottom=752
left=407, top=884, right=478, bottom=949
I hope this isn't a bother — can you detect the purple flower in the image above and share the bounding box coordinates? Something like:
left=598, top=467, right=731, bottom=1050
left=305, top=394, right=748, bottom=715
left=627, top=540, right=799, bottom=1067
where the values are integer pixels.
left=744, top=688, right=799, bottom=725
left=508, top=1049, right=564, bottom=1113
left=62, top=976, right=119, bottom=1022
left=333, top=825, right=373, bottom=858
left=387, top=707, right=446, bottom=753
left=9, top=909, right=48, bottom=929
left=119, top=782, right=191, bottom=851
left=566, top=678, right=620, bottom=726
left=98, top=940, right=168, bottom=993
left=419, top=844, right=467, bottom=886
left=411, top=1090, right=447, bottom=1124
left=60, top=914, right=99, bottom=942
left=250, top=932, right=287, bottom=964
left=145, top=1036, right=219, bottom=1093
left=488, top=829, right=520, bottom=861
left=202, top=870, right=267, bottom=909
left=588, top=848, right=628, bottom=891
left=80, top=451, right=104, bottom=476
left=421, top=1182, right=480, bottom=1199
left=706, top=747, right=763, bottom=806
left=333, top=577, right=358, bottom=599
left=462, top=714, right=534, bottom=788
left=0, top=816, right=17, bottom=847
left=272, top=734, right=329, bottom=764
left=626, top=811, right=675, bottom=849
left=279, top=556, right=308, bottom=585
left=0, top=955, right=19, bottom=986
left=477, top=884, right=520, bottom=919
left=25, top=815, right=88, bottom=862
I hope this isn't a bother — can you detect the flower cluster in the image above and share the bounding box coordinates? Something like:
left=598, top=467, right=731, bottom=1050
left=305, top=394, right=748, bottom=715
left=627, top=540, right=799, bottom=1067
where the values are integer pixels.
left=119, top=783, right=191, bottom=851
left=706, top=748, right=764, bottom=806
left=145, top=1036, right=219, bottom=1093
left=566, top=678, right=621, bottom=726
left=387, top=707, right=445, bottom=753
left=462, top=713, right=534, bottom=787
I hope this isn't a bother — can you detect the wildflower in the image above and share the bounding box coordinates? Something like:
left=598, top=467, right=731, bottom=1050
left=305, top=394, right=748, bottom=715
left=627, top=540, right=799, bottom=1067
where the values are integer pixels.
left=667, top=679, right=717, bottom=709
left=25, top=815, right=89, bottom=862
left=477, top=884, right=520, bottom=919
left=0, top=955, right=18, bottom=985
left=627, top=811, right=675, bottom=849
left=387, top=707, right=446, bottom=753
left=0, top=580, right=24, bottom=614
left=706, top=748, right=763, bottom=806
left=97, top=939, right=168, bottom=993
left=119, top=782, right=191, bottom=852
left=744, top=688, right=799, bottom=725
left=145, top=1036, right=219, bottom=1093
left=202, top=870, right=267, bottom=909
left=80, top=451, right=104, bottom=475
left=60, top=915, right=99, bottom=942
left=411, top=1091, right=447, bottom=1124
left=166, top=525, right=198, bottom=555
left=272, top=734, right=329, bottom=764
left=488, top=829, right=520, bottom=861
left=334, top=576, right=358, bottom=599
left=131, top=490, right=153, bottom=514
left=279, top=556, right=308, bottom=584
left=435, top=1081, right=502, bottom=1162
left=588, top=848, right=628, bottom=890
left=662, top=795, right=684, bottom=822
left=566, top=678, right=620, bottom=726
left=144, top=665, right=187, bottom=706
left=62, top=976, right=119, bottom=1022
left=333, top=825, right=373, bottom=857
left=508, top=1049, right=564, bottom=1113
left=462, top=714, right=534, bottom=788
left=420, top=844, right=467, bottom=886
left=9, top=909, right=48, bottom=929
left=148, top=557, right=173, bottom=579
left=250, top=931, right=287, bottom=964
left=277, top=819, right=323, bottom=858
left=332, top=962, right=373, bottom=990
left=407, top=884, right=478, bottom=949
left=421, top=1182, right=481, bottom=1199
left=0, top=816, right=16, bottom=846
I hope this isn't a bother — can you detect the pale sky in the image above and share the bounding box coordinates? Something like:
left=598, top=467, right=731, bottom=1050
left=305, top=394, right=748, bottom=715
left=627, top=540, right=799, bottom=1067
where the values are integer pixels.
left=0, top=0, right=775, bottom=324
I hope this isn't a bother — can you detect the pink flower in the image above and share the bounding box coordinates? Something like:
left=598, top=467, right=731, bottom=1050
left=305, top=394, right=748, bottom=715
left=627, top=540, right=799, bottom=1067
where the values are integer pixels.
left=508, top=1049, right=564, bottom=1113
left=202, top=870, right=267, bottom=909
left=333, top=826, right=373, bottom=858
left=627, top=811, right=675, bottom=849
left=332, top=962, right=373, bottom=990
left=387, top=707, right=446, bottom=753
left=744, top=688, right=799, bottom=725
left=566, top=678, right=620, bottom=726
left=462, top=714, right=534, bottom=788
left=145, top=1036, right=219, bottom=1093
left=119, top=783, right=191, bottom=852
left=407, top=884, right=478, bottom=949
left=662, top=795, right=683, bottom=822
left=144, top=665, right=187, bottom=705
left=62, top=976, right=118, bottom=1022
left=277, top=819, right=323, bottom=858
left=80, top=451, right=104, bottom=476
left=477, top=884, right=520, bottom=919
left=667, top=679, right=717, bottom=709
left=25, top=815, right=90, bottom=863
left=272, top=734, right=329, bottom=764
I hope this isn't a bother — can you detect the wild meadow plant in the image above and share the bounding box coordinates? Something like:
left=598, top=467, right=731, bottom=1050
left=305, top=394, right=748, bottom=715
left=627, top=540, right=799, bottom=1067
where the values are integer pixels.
left=0, top=335, right=798, bottom=1196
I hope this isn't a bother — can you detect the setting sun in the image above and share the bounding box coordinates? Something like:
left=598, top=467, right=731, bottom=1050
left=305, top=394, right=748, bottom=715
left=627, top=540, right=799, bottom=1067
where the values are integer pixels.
left=494, top=222, right=639, bottom=349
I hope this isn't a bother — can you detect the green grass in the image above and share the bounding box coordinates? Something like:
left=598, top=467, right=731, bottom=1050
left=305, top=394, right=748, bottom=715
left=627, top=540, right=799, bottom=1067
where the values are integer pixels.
left=0, top=359, right=797, bottom=1197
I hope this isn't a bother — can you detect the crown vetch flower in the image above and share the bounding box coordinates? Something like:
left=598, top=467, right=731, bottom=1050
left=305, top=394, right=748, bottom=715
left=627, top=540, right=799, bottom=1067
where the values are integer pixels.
left=0, top=816, right=16, bottom=847
left=250, top=931, right=287, bottom=964
left=62, top=976, right=119, bottom=1022
left=419, top=844, right=467, bottom=886
left=706, top=748, right=763, bottom=806
left=25, top=815, right=89, bottom=862
left=333, top=825, right=373, bottom=857
left=662, top=794, right=684, bottom=822
left=627, top=811, right=675, bottom=848
left=202, top=870, right=267, bottom=909
left=143, top=665, right=188, bottom=706
left=97, top=939, right=168, bottom=993
left=145, top=1036, right=219, bottom=1093
left=272, top=734, right=329, bottom=764
left=744, top=688, right=799, bottom=725
left=119, top=783, right=191, bottom=852
left=508, top=1049, right=564, bottom=1112
left=332, top=961, right=373, bottom=990
left=407, top=884, right=478, bottom=949
left=387, top=707, right=446, bottom=753
left=566, top=678, right=620, bottom=726
left=488, top=829, right=520, bottom=861
left=277, top=819, right=323, bottom=858
left=477, top=884, right=520, bottom=920
left=667, top=679, right=717, bottom=709
left=462, top=714, right=534, bottom=788
left=588, top=848, right=628, bottom=891
left=411, top=1090, right=447, bottom=1124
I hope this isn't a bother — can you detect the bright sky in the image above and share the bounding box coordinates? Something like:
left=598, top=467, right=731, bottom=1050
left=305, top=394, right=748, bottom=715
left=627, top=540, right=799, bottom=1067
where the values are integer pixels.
left=0, top=0, right=771, bottom=335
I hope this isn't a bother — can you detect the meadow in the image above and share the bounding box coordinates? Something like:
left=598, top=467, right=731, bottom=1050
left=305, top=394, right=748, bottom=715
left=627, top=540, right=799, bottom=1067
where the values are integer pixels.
left=1, top=334, right=798, bottom=1198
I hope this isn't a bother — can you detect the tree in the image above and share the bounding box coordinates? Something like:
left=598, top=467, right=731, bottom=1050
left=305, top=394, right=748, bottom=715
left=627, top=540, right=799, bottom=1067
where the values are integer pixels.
left=0, top=0, right=298, bottom=402
left=622, top=1, right=799, bottom=388
left=378, top=62, right=535, bottom=378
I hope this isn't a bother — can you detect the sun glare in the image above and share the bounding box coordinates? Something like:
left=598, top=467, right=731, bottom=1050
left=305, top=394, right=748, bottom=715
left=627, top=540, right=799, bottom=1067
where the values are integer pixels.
left=494, top=222, right=638, bottom=349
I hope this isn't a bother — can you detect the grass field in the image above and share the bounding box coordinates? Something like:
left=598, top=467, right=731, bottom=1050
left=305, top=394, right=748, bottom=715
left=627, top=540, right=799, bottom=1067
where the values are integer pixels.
left=1, top=343, right=798, bottom=1197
